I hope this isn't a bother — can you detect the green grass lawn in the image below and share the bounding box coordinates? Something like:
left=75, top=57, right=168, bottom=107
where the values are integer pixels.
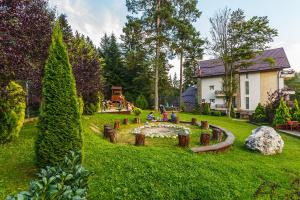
left=1, top=111, right=300, bottom=199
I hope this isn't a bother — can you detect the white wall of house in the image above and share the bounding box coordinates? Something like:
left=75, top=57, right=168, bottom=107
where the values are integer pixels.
left=240, top=73, right=261, bottom=111
left=279, top=77, right=284, bottom=89
left=200, top=77, right=224, bottom=109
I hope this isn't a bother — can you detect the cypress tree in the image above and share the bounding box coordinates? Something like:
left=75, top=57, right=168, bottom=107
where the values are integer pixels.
left=273, top=98, right=291, bottom=125
left=292, top=99, right=300, bottom=121
left=36, top=21, right=82, bottom=168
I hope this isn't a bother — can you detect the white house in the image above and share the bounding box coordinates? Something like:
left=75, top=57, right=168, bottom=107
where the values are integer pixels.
left=196, top=48, right=295, bottom=116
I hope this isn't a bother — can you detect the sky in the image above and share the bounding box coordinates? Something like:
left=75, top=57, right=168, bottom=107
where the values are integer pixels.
left=49, top=0, right=300, bottom=76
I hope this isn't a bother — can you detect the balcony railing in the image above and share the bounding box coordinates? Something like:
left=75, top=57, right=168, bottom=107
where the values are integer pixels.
left=282, top=87, right=296, bottom=95
left=280, top=69, right=295, bottom=78
left=215, top=90, right=225, bottom=97
left=215, top=90, right=236, bottom=97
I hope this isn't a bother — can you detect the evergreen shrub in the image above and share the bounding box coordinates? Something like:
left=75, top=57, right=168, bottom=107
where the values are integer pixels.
left=36, top=22, right=82, bottom=168
left=0, top=81, right=26, bottom=144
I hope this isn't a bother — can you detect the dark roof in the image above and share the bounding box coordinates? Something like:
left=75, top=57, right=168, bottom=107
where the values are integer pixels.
left=181, top=86, right=197, bottom=104
left=197, top=48, right=291, bottom=78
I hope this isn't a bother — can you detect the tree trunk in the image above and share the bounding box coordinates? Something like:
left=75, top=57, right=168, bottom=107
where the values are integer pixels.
left=179, top=50, right=183, bottom=110
left=212, top=128, right=223, bottom=142
left=103, top=124, right=112, bottom=139
left=175, top=117, right=179, bottom=124
left=227, top=97, right=232, bottom=117
left=201, top=120, right=209, bottom=129
left=154, top=0, right=161, bottom=111
left=108, top=128, right=117, bottom=143
left=135, top=134, right=145, bottom=146
left=134, top=117, right=141, bottom=124
left=200, top=133, right=210, bottom=146
left=114, top=121, right=120, bottom=130
left=178, top=134, right=189, bottom=147
left=191, top=118, right=197, bottom=125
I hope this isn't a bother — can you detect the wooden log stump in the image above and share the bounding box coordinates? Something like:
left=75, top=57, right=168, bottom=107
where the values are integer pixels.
left=134, top=117, right=141, bottom=124
left=103, top=124, right=112, bottom=138
left=201, top=120, right=209, bottom=129
left=178, top=134, right=190, bottom=148
left=200, top=133, right=210, bottom=146
left=212, top=128, right=223, bottom=142
left=191, top=118, right=197, bottom=125
left=135, top=134, right=145, bottom=146
left=114, top=121, right=121, bottom=130
left=175, top=117, right=179, bottom=124
left=123, top=118, right=129, bottom=125
left=107, top=128, right=117, bottom=143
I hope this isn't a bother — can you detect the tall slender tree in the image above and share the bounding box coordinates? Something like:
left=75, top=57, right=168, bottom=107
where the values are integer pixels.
left=121, top=17, right=152, bottom=103
left=209, top=8, right=277, bottom=116
left=126, top=0, right=175, bottom=110
left=171, top=0, right=203, bottom=108
left=183, top=32, right=204, bottom=89
left=36, top=22, right=82, bottom=167
left=99, top=34, right=126, bottom=98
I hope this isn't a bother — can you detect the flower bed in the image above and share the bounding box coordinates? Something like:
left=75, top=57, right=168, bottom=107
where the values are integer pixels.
left=132, top=123, right=190, bottom=138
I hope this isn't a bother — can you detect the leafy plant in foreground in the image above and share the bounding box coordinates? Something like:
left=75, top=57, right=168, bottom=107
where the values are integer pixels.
left=6, top=151, right=92, bottom=200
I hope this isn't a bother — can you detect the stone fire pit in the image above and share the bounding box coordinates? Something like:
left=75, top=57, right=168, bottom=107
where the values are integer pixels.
left=132, top=123, right=190, bottom=138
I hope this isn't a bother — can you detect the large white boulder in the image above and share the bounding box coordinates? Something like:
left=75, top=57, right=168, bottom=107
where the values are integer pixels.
left=245, top=126, right=284, bottom=155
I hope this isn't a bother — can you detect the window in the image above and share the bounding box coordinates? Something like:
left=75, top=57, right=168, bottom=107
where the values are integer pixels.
left=246, top=97, right=249, bottom=109
left=246, top=73, right=249, bottom=79
left=245, top=81, right=249, bottom=95
left=209, top=85, right=214, bottom=90
left=210, top=99, right=215, bottom=103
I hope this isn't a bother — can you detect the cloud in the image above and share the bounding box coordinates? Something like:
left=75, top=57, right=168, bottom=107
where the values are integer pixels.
left=48, top=0, right=125, bottom=45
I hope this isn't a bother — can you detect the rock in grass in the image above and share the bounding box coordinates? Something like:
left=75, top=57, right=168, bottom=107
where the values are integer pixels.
left=245, top=126, right=284, bottom=155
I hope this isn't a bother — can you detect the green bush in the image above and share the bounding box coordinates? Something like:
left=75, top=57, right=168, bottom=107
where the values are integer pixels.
left=202, top=103, right=211, bottom=115
left=192, top=104, right=201, bottom=114
left=273, top=98, right=291, bottom=125
left=135, top=95, right=148, bottom=109
left=252, top=103, right=267, bottom=123
left=7, top=151, right=92, bottom=200
left=83, top=93, right=100, bottom=115
left=292, top=99, right=300, bottom=121
left=84, top=103, right=98, bottom=115
left=36, top=22, right=82, bottom=168
left=133, top=107, right=142, bottom=116
left=0, top=81, right=26, bottom=144
left=211, top=111, right=221, bottom=116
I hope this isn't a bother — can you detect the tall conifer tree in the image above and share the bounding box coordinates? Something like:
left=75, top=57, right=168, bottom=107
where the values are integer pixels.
left=36, top=22, right=82, bottom=167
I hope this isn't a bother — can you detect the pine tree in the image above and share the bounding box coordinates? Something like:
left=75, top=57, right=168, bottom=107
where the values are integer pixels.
left=100, top=34, right=126, bottom=97
left=121, top=17, right=152, bottom=103
left=183, top=33, right=204, bottom=89
left=126, top=0, right=175, bottom=110
left=292, top=99, right=300, bottom=121
left=171, top=0, right=203, bottom=107
left=273, top=98, right=291, bottom=125
left=36, top=22, right=82, bottom=168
